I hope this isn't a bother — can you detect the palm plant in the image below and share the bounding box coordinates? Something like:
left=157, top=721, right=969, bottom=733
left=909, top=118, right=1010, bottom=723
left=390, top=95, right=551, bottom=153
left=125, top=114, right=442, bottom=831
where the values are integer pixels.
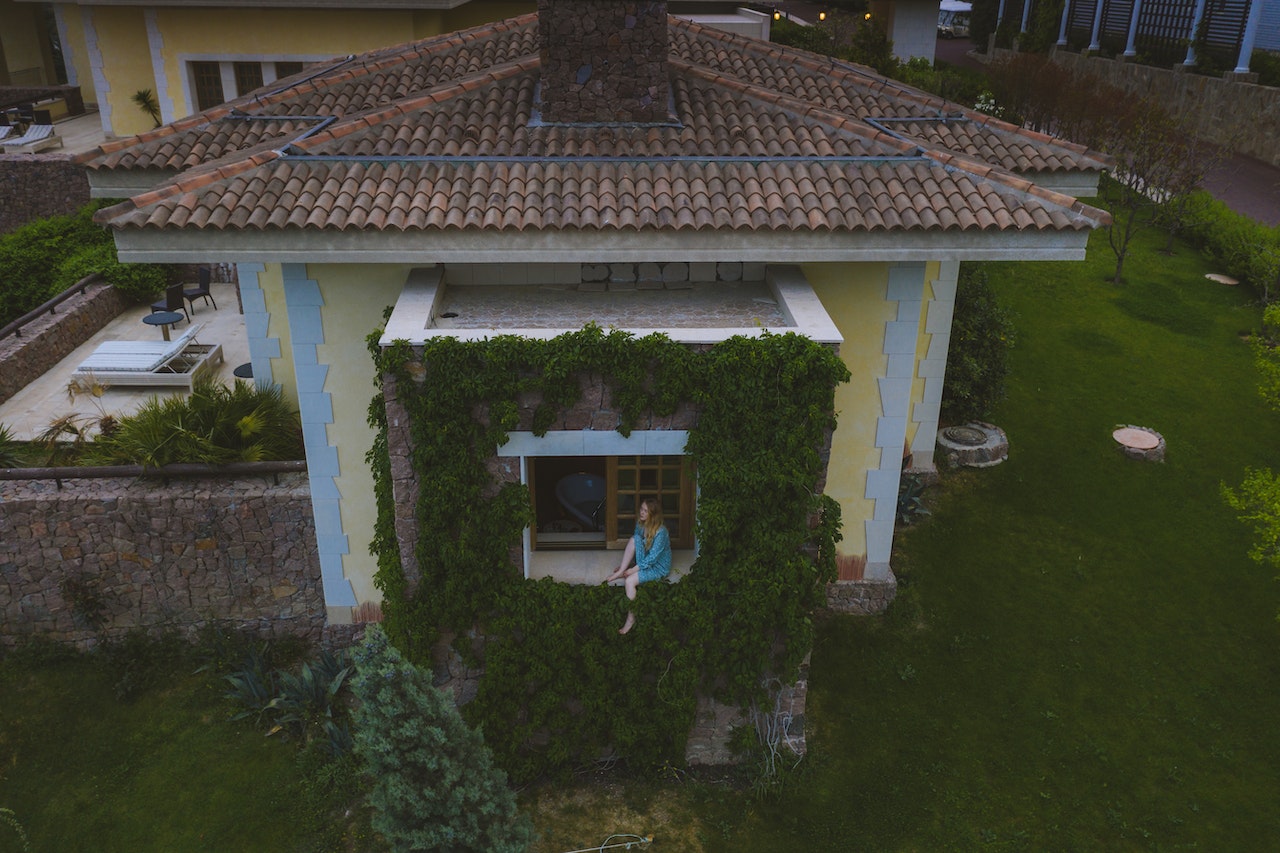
left=0, top=423, right=27, bottom=468
left=84, top=378, right=303, bottom=467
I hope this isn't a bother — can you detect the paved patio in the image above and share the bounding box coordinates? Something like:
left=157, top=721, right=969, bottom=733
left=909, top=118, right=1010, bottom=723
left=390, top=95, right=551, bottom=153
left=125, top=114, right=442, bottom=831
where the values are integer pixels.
left=0, top=278, right=250, bottom=441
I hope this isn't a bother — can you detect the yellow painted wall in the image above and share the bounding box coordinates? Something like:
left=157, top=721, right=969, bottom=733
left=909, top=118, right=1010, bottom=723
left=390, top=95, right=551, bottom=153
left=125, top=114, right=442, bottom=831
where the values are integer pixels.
left=153, top=8, right=413, bottom=120
left=310, top=263, right=409, bottom=605
left=257, top=264, right=297, bottom=407
left=803, top=262, right=896, bottom=559
left=78, top=4, right=535, bottom=128
left=56, top=6, right=95, bottom=104
left=908, top=260, right=941, bottom=450
left=1, top=0, right=55, bottom=85
left=439, top=2, right=533, bottom=32
left=90, top=6, right=156, bottom=138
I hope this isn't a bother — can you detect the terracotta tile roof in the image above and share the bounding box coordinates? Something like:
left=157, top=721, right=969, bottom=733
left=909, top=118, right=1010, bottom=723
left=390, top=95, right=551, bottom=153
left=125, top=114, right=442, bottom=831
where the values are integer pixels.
left=87, top=12, right=1108, bottom=236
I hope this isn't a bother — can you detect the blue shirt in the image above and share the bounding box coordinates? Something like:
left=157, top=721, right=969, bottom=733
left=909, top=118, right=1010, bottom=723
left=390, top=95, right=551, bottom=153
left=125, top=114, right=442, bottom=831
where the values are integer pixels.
left=633, top=525, right=672, bottom=583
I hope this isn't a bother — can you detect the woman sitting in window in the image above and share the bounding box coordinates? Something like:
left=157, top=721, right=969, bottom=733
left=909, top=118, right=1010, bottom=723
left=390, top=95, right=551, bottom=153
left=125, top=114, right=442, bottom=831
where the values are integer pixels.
left=604, top=497, right=671, bottom=634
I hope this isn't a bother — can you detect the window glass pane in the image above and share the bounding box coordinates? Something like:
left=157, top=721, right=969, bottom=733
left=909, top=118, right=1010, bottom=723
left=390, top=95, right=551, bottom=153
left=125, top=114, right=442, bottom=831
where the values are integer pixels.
left=274, top=61, right=305, bottom=78
left=233, top=62, right=264, bottom=96
left=668, top=519, right=680, bottom=538
left=192, top=62, right=224, bottom=112
left=661, top=467, right=679, bottom=488
left=660, top=494, right=678, bottom=516
left=617, top=469, right=635, bottom=488
left=617, top=493, right=635, bottom=514
left=640, top=469, right=657, bottom=488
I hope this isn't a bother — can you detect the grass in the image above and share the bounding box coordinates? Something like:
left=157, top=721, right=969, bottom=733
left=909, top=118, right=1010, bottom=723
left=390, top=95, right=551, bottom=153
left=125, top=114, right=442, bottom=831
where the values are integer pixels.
left=3, top=222, right=1279, bottom=851
left=0, top=640, right=370, bottom=853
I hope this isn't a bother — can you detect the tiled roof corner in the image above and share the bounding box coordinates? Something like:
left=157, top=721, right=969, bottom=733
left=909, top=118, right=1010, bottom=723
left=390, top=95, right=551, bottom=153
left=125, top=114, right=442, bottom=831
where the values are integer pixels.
left=89, top=10, right=1109, bottom=238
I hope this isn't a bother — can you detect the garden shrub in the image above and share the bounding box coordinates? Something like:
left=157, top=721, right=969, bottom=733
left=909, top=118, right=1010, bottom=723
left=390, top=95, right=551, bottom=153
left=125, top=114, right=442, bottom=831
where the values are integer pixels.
left=941, top=263, right=1016, bottom=424
left=1251, top=50, right=1280, bottom=87
left=1181, top=191, right=1280, bottom=303
left=368, top=326, right=848, bottom=782
left=0, top=201, right=173, bottom=326
left=56, top=240, right=174, bottom=304
left=83, top=377, right=304, bottom=467
left=351, top=625, right=534, bottom=852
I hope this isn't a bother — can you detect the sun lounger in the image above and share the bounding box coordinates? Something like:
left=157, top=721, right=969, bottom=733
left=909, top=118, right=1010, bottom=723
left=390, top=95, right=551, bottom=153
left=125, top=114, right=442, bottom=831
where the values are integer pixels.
left=74, top=323, right=224, bottom=388
left=0, top=127, right=11, bottom=141
left=0, top=123, right=62, bottom=153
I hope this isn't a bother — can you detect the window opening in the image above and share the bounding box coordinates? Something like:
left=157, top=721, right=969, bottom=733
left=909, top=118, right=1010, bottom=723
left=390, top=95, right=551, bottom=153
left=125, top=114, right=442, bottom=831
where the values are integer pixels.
left=191, top=61, right=225, bottom=111
left=233, top=61, right=264, bottom=97
left=274, top=61, right=305, bottom=79
left=531, top=455, right=695, bottom=551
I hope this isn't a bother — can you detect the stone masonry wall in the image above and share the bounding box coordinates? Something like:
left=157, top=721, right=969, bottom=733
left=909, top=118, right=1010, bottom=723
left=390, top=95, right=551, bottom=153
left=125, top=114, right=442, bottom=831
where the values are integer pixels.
left=0, top=473, right=325, bottom=649
left=0, top=154, right=91, bottom=235
left=538, top=0, right=671, bottom=123
left=380, top=349, right=842, bottom=764
left=0, top=278, right=127, bottom=406
left=1042, top=50, right=1280, bottom=168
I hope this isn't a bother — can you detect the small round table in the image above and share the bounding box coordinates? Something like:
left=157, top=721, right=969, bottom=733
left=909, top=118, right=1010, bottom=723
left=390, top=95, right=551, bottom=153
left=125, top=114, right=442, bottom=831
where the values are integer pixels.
left=143, top=310, right=184, bottom=341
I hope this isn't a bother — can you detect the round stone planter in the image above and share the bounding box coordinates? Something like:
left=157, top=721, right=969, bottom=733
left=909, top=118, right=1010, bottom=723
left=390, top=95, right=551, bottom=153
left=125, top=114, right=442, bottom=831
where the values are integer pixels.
left=936, top=422, right=1008, bottom=468
left=1112, top=425, right=1165, bottom=462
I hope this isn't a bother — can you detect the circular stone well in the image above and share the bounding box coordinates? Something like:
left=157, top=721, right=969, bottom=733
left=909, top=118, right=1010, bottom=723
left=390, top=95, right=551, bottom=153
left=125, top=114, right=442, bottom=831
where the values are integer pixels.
left=936, top=422, right=1008, bottom=468
left=1113, top=425, right=1165, bottom=462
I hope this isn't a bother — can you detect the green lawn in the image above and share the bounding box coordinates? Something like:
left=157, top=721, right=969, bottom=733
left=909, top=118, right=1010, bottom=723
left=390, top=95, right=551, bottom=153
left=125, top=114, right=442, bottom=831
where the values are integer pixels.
left=4, top=222, right=1279, bottom=852
left=703, top=229, right=1280, bottom=850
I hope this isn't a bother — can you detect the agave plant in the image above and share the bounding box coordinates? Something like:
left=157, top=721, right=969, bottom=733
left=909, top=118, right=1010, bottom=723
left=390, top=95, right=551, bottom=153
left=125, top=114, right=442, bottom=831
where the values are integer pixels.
left=266, top=649, right=352, bottom=742
left=222, top=643, right=280, bottom=725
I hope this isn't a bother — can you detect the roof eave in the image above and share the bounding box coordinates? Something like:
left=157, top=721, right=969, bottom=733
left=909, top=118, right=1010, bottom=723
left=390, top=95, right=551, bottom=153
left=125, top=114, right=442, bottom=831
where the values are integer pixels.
left=110, top=226, right=1096, bottom=265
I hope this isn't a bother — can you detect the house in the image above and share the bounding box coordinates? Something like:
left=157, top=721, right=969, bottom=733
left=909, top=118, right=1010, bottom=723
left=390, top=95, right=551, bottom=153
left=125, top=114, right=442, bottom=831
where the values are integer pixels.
left=29, top=0, right=771, bottom=139
left=76, top=0, right=1108, bottom=633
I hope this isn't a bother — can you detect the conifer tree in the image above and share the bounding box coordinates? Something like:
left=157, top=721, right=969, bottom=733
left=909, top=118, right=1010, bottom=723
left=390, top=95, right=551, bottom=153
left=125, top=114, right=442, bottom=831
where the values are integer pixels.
left=351, top=625, right=534, bottom=852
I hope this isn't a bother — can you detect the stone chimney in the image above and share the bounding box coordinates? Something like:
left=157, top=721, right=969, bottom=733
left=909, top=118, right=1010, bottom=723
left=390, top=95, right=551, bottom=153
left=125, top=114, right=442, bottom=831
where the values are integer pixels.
left=538, top=0, right=671, bottom=123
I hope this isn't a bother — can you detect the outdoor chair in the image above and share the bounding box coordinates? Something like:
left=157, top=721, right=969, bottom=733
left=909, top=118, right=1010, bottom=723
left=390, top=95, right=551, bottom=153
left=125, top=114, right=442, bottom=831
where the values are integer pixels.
left=150, top=283, right=190, bottom=323
left=0, top=127, right=10, bottom=141
left=0, top=123, right=61, bottom=153
left=183, top=266, right=216, bottom=313
left=74, top=322, right=224, bottom=388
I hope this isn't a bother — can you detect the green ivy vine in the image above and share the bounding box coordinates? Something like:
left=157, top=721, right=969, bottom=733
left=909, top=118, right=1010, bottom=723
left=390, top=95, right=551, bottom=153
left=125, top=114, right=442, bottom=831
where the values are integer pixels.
left=366, top=324, right=849, bottom=782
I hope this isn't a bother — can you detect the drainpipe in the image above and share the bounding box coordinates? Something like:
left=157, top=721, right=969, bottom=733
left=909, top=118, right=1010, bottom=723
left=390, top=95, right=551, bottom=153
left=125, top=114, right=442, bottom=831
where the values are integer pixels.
left=1123, top=0, right=1143, bottom=57
left=1058, top=0, right=1072, bottom=46
left=1234, top=0, right=1265, bottom=73
left=1183, top=0, right=1208, bottom=66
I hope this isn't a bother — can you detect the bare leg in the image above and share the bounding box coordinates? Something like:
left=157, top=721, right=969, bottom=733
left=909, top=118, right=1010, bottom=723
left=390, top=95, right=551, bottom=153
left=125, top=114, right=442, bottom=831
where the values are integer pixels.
left=619, top=573, right=640, bottom=634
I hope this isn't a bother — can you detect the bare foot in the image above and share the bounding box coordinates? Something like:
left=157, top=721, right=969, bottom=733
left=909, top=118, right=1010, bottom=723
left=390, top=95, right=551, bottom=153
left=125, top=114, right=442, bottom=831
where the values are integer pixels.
left=618, top=612, right=635, bottom=635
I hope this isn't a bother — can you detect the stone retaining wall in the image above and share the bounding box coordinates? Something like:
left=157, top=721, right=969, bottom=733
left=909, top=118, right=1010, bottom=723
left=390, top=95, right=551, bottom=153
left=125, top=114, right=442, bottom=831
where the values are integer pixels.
left=0, top=472, right=325, bottom=649
left=0, top=154, right=91, bottom=235
left=825, top=577, right=898, bottom=615
left=1034, top=49, right=1280, bottom=168
left=0, top=278, right=127, bottom=406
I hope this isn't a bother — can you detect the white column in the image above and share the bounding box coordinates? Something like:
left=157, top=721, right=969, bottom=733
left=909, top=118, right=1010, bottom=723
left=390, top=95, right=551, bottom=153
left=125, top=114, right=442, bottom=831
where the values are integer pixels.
left=143, top=9, right=174, bottom=125
left=81, top=7, right=113, bottom=136
left=52, top=6, right=77, bottom=87
left=1057, top=0, right=1072, bottom=46
left=1088, top=0, right=1106, bottom=52
left=1183, top=0, right=1209, bottom=65
left=910, top=261, right=960, bottom=470
left=1020, top=0, right=1032, bottom=35
left=1234, top=0, right=1266, bottom=73
left=1124, top=0, right=1144, bottom=56
left=864, top=262, right=927, bottom=582
left=282, top=263, right=358, bottom=614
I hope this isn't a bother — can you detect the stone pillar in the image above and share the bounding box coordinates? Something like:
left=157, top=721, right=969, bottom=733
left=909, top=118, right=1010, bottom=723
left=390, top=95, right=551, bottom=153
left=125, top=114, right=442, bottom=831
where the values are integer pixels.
left=537, top=0, right=671, bottom=123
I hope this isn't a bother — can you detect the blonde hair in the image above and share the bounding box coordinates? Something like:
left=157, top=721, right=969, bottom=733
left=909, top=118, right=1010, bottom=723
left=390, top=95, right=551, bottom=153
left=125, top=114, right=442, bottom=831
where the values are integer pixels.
left=640, top=497, right=664, bottom=548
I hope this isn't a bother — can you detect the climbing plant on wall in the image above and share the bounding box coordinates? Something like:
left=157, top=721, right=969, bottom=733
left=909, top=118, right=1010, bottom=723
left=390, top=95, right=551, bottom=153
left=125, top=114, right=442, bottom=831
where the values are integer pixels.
left=366, top=324, right=849, bottom=782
